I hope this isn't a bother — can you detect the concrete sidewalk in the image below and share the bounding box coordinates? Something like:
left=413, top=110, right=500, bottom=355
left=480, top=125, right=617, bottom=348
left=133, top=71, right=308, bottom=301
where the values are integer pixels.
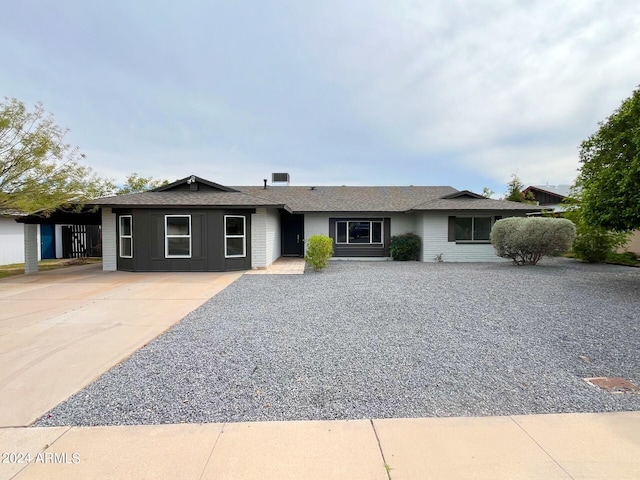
left=1, top=412, right=639, bottom=479
left=0, top=264, right=242, bottom=427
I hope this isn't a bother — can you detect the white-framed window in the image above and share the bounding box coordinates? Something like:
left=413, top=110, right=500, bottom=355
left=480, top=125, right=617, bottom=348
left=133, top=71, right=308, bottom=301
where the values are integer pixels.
left=335, top=220, right=383, bottom=244
left=165, top=215, right=191, bottom=258
left=119, top=215, right=133, bottom=258
left=225, top=215, right=246, bottom=258
left=455, top=217, right=492, bottom=242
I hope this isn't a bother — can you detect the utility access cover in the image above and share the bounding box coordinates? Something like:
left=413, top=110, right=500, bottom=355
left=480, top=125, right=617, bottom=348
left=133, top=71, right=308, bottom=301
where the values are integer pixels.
left=585, top=377, right=640, bottom=394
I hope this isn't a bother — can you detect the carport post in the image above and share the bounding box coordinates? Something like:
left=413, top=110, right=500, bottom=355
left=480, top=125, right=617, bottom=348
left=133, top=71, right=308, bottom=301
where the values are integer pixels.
left=24, top=224, right=39, bottom=274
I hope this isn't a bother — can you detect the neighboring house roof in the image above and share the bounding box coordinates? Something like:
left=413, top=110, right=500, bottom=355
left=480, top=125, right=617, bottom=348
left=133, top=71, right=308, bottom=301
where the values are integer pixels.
left=0, top=209, right=25, bottom=219
left=522, top=184, right=572, bottom=214
left=89, top=175, right=542, bottom=213
left=523, top=185, right=571, bottom=198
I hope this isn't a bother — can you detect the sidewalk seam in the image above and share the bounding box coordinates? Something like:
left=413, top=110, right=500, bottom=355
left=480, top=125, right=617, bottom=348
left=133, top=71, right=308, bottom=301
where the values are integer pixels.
left=8, top=426, right=71, bottom=480
left=509, top=416, right=575, bottom=480
left=197, top=422, right=226, bottom=480
left=369, top=419, right=392, bottom=480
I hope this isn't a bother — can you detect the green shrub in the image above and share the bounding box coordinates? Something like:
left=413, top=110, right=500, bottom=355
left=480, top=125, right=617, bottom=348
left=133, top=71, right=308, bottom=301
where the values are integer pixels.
left=389, top=232, right=421, bottom=261
left=564, top=209, right=630, bottom=263
left=304, top=235, right=333, bottom=271
left=490, top=217, right=576, bottom=265
left=605, top=251, right=639, bottom=265
left=572, top=227, right=630, bottom=263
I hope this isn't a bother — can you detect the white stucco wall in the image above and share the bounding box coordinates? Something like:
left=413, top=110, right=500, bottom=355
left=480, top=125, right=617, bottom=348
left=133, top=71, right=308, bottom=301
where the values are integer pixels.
left=303, top=213, right=329, bottom=239
left=304, top=213, right=416, bottom=239
left=389, top=213, right=417, bottom=236
left=419, top=212, right=507, bottom=262
left=622, top=230, right=640, bottom=255
left=0, top=217, right=27, bottom=265
left=102, top=208, right=117, bottom=271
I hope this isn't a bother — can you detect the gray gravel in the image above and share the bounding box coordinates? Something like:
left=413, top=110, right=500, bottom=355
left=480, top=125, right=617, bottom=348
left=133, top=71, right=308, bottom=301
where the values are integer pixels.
left=35, top=258, right=640, bottom=426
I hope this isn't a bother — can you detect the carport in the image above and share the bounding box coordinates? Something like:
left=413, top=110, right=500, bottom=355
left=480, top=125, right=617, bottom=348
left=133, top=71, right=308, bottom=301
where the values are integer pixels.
left=15, top=208, right=101, bottom=273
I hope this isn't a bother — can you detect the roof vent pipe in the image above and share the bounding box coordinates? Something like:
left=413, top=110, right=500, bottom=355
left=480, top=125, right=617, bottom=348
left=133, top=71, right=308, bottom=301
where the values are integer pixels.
left=263, top=179, right=267, bottom=189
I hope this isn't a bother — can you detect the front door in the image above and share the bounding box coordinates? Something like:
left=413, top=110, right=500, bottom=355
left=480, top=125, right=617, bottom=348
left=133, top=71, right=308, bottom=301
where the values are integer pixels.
left=282, top=213, right=304, bottom=256
left=40, top=224, right=56, bottom=259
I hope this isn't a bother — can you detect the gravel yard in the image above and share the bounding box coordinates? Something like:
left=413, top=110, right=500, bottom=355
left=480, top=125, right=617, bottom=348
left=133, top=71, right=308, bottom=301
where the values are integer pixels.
left=36, top=259, right=640, bottom=426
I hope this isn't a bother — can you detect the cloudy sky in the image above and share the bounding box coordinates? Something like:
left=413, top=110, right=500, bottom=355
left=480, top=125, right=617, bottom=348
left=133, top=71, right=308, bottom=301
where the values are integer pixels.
left=2, top=1, right=639, bottom=195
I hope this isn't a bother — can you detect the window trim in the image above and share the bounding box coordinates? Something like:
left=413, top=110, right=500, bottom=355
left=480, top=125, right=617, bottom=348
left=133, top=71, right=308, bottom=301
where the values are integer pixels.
left=335, top=220, right=384, bottom=245
left=453, top=216, right=493, bottom=243
left=165, top=215, right=192, bottom=258
left=119, top=215, right=133, bottom=258
left=224, top=215, right=246, bottom=258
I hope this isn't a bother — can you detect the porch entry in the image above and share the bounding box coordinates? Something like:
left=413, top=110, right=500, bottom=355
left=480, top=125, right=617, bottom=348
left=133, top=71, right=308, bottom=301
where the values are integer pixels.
left=281, top=213, right=304, bottom=256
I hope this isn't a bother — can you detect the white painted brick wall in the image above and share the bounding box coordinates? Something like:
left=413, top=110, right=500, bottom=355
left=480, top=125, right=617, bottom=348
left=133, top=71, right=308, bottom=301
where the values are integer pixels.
left=265, top=209, right=281, bottom=265
left=251, top=208, right=267, bottom=269
left=420, top=213, right=508, bottom=262
left=102, top=208, right=117, bottom=271
left=414, top=214, right=425, bottom=262
left=23, top=224, right=39, bottom=273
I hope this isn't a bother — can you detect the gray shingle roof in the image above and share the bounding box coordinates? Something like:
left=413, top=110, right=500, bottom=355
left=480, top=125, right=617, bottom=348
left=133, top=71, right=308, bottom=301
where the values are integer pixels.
left=411, top=197, right=541, bottom=211
left=90, top=181, right=541, bottom=213
left=90, top=191, right=286, bottom=208
left=235, top=186, right=458, bottom=212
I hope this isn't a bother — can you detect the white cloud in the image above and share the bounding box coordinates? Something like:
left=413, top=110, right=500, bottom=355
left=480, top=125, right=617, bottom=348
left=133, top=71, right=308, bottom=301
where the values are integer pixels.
left=2, top=0, right=639, bottom=191
left=290, top=0, right=640, bottom=183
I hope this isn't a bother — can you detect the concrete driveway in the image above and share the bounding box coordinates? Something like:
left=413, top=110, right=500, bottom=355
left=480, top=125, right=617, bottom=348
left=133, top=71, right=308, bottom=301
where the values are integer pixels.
left=0, top=263, right=242, bottom=427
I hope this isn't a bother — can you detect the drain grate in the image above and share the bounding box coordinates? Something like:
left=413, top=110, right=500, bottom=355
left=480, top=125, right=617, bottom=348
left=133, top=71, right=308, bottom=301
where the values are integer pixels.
left=585, top=377, right=640, bottom=394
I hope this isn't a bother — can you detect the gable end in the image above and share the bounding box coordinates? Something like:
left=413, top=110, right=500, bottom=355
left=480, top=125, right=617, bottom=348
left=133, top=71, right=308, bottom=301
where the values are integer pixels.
left=153, top=175, right=239, bottom=193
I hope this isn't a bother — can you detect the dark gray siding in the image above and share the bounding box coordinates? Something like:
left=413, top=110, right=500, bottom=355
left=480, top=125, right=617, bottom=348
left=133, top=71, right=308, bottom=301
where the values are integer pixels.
left=115, top=208, right=253, bottom=272
left=530, top=190, right=565, bottom=206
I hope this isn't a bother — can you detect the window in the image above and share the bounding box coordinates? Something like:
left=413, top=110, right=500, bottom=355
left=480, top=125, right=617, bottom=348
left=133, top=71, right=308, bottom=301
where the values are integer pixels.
left=335, top=220, right=383, bottom=244
left=165, top=215, right=191, bottom=258
left=454, top=217, right=492, bottom=242
left=225, top=215, right=246, bottom=258
left=119, top=215, right=133, bottom=258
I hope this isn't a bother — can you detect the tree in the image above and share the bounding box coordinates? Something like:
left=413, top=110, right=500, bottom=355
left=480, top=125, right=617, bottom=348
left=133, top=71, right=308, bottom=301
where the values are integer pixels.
left=577, top=86, right=640, bottom=231
left=0, top=98, right=111, bottom=215
left=117, top=172, right=168, bottom=195
left=562, top=193, right=630, bottom=262
left=504, top=174, right=536, bottom=203
left=481, top=187, right=494, bottom=198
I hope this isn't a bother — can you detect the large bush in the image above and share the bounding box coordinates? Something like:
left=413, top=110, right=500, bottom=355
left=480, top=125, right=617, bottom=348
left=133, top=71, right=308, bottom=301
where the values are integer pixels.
left=571, top=226, right=630, bottom=263
left=563, top=208, right=630, bottom=263
left=390, top=232, right=421, bottom=261
left=490, top=217, right=576, bottom=265
left=304, top=235, right=333, bottom=271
